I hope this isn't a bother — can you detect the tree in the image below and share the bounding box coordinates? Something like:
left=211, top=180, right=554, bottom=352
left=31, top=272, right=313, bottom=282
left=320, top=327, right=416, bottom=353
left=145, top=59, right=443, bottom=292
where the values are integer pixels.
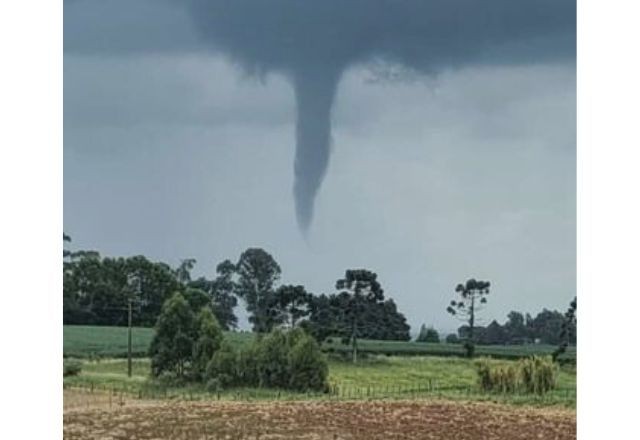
left=446, top=278, right=491, bottom=357
left=176, top=258, right=197, bottom=285
left=63, top=233, right=72, bottom=259
left=504, top=311, right=529, bottom=344
left=529, top=309, right=566, bottom=344
left=335, top=269, right=386, bottom=363
left=235, top=248, right=282, bottom=332
left=149, top=292, right=197, bottom=378
left=273, top=284, right=312, bottom=328
left=192, top=307, right=224, bottom=379
left=416, top=324, right=440, bottom=343
left=445, top=333, right=460, bottom=344
left=553, top=297, right=577, bottom=361
left=483, top=320, right=508, bottom=345
left=303, top=293, right=339, bottom=342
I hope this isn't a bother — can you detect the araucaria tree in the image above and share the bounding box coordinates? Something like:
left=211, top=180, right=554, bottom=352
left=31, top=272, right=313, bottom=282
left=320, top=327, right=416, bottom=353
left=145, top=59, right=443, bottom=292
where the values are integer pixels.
left=235, top=248, right=282, bottom=333
left=446, top=279, right=491, bottom=358
left=273, top=284, right=312, bottom=328
left=335, top=269, right=386, bottom=363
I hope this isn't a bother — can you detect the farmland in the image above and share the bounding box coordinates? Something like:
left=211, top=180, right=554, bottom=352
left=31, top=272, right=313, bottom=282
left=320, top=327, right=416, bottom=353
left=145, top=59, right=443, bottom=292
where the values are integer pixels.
left=65, top=354, right=576, bottom=408
left=63, top=325, right=576, bottom=439
left=64, top=325, right=575, bottom=361
left=64, top=389, right=576, bottom=440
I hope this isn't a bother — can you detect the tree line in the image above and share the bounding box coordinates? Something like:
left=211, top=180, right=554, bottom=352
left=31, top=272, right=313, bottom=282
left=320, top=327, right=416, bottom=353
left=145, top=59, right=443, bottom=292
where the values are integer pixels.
left=63, top=236, right=411, bottom=351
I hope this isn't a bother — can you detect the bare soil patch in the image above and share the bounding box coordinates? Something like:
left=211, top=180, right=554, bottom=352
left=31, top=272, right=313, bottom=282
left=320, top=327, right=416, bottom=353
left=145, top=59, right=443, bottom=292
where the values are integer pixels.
left=64, top=389, right=575, bottom=439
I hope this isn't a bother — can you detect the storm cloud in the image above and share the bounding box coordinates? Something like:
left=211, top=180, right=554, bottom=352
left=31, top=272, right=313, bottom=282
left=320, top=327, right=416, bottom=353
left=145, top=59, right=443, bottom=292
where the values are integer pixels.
left=65, top=0, right=575, bottom=232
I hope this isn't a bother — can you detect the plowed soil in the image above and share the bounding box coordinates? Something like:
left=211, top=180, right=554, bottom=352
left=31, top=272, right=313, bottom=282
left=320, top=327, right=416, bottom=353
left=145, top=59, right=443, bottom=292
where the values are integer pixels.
left=63, top=389, right=576, bottom=440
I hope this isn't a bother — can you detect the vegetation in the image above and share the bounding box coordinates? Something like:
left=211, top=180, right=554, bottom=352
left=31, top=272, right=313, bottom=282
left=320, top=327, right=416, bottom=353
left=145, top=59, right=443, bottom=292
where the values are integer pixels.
left=64, top=355, right=576, bottom=407
left=475, top=356, right=559, bottom=395
left=447, top=279, right=491, bottom=357
left=304, top=270, right=411, bottom=363
left=553, top=297, right=577, bottom=361
left=63, top=359, right=82, bottom=377
left=416, top=325, right=440, bottom=343
left=235, top=248, right=283, bottom=332
left=63, top=325, right=575, bottom=361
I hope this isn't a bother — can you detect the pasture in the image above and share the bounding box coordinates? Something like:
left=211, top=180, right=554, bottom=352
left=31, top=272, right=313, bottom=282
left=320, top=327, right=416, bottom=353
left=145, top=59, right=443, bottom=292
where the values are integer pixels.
left=63, top=325, right=575, bottom=361
left=65, top=355, right=576, bottom=407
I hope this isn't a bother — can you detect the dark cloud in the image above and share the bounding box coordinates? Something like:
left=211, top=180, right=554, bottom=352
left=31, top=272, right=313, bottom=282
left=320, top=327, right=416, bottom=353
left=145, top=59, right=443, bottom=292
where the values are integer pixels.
left=65, top=0, right=575, bottom=232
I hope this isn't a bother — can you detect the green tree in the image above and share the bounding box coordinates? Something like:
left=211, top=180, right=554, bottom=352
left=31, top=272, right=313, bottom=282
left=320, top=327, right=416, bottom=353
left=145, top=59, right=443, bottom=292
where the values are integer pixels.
left=335, top=269, right=386, bottom=363
left=235, top=248, right=282, bottom=332
left=446, top=278, right=491, bottom=358
left=416, top=325, right=440, bottom=343
left=192, top=307, right=224, bottom=379
left=149, top=292, right=197, bottom=378
left=273, top=284, right=312, bottom=328
left=288, top=330, right=329, bottom=392
left=176, top=258, right=197, bottom=285
left=188, top=259, right=239, bottom=330
left=504, top=311, right=529, bottom=344
left=206, top=341, right=238, bottom=388
left=445, top=333, right=460, bottom=344
left=553, top=297, right=577, bottom=361
left=483, top=320, right=508, bottom=345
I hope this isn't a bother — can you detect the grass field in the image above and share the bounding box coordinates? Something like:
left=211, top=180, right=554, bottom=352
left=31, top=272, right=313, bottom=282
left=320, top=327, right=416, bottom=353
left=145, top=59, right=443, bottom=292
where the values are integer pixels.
left=64, top=325, right=575, bottom=361
left=63, top=325, right=576, bottom=408
left=65, top=355, right=576, bottom=407
left=63, top=325, right=255, bottom=358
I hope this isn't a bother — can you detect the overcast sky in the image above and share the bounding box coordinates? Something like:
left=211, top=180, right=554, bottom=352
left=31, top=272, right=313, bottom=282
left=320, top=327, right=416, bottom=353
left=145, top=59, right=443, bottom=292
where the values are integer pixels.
left=64, top=0, right=576, bottom=334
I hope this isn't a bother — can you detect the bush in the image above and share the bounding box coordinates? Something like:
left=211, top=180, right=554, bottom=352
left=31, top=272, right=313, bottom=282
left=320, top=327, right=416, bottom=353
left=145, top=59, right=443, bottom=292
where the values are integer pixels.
left=236, top=343, right=259, bottom=386
left=244, top=328, right=330, bottom=392
left=206, top=341, right=238, bottom=387
left=63, top=360, right=82, bottom=377
left=475, top=359, right=519, bottom=393
left=254, top=329, right=292, bottom=388
left=475, top=355, right=558, bottom=395
left=520, top=355, right=558, bottom=395
left=192, top=308, right=224, bottom=380
left=287, top=332, right=329, bottom=392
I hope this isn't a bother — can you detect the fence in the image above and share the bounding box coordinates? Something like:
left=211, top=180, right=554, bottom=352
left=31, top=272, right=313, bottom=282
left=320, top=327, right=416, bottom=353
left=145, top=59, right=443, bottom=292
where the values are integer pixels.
left=64, top=380, right=576, bottom=408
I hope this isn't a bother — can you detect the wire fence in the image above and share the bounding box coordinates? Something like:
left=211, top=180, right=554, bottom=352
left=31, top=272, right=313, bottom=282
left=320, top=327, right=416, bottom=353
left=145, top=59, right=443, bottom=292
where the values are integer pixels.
left=63, top=380, right=576, bottom=409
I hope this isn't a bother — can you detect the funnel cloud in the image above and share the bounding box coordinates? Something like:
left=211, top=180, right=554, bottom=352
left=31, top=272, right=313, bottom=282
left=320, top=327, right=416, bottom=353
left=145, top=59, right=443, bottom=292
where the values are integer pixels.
left=65, top=0, right=576, bottom=232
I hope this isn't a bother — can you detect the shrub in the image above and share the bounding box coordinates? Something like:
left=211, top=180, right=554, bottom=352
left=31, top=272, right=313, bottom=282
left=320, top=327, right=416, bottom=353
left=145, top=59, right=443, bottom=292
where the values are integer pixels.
left=63, top=360, right=82, bottom=377
left=475, top=359, right=519, bottom=393
left=206, top=341, right=238, bottom=387
left=520, top=355, right=558, bottom=395
left=288, top=332, right=329, bottom=392
left=192, top=308, right=224, bottom=380
left=236, top=343, right=259, bottom=386
left=475, top=355, right=558, bottom=395
left=254, top=329, right=291, bottom=388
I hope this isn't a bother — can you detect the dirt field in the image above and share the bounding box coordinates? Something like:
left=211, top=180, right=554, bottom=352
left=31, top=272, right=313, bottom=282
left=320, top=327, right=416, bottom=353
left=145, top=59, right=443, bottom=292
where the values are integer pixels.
left=63, top=389, right=576, bottom=440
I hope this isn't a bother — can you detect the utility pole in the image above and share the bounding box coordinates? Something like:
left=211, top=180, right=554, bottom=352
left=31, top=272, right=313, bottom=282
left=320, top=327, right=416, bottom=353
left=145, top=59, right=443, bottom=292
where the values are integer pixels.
left=127, top=297, right=132, bottom=378
left=126, top=272, right=141, bottom=378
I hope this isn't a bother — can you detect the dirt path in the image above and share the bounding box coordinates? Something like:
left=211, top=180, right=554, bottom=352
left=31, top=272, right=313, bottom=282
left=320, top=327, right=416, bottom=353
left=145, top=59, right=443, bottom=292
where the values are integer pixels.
left=64, top=389, right=576, bottom=439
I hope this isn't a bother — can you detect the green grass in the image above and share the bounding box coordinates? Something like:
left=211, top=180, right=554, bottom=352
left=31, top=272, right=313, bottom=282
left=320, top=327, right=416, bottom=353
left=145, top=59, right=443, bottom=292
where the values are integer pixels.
left=325, top=338, right=576, bottom=361
left=63, top=325, right=254, bottom=358
left=64, top=325, right=575, bottom=362
left=64, top=355, right=576, bottom=407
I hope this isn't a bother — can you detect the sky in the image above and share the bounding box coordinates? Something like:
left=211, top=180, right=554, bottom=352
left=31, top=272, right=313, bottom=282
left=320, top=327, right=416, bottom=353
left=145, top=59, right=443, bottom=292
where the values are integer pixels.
left=64, top=0, right=576, bottom=334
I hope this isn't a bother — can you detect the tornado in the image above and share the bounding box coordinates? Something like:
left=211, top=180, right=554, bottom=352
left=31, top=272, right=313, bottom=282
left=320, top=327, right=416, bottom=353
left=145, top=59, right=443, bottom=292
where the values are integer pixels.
left=64, top=0, right=577, bottom=235
left=292, top=67, right=342, bottom=233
